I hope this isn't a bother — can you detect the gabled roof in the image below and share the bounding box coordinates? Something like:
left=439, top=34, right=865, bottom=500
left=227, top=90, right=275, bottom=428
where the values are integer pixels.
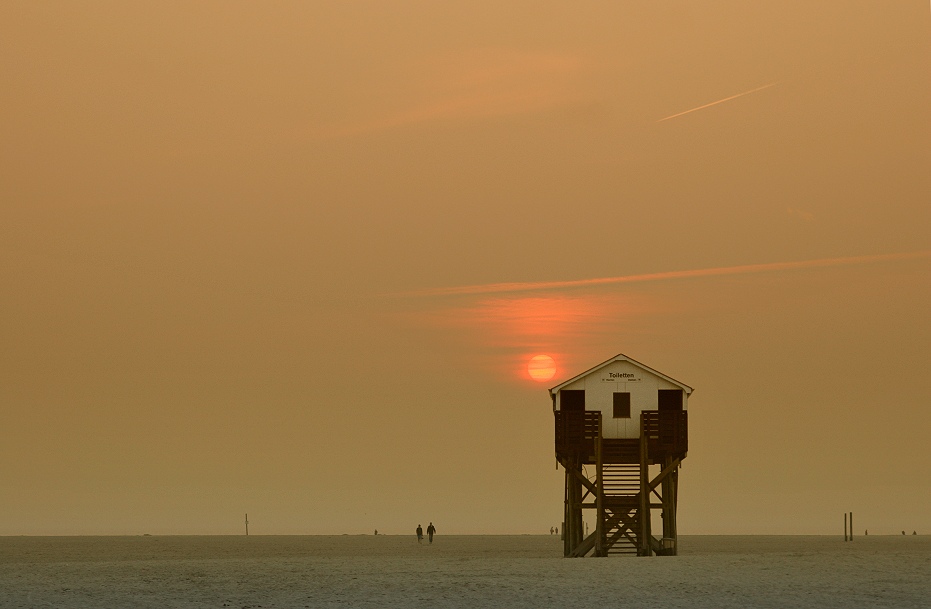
left=549, top=353, right=693, bottom=396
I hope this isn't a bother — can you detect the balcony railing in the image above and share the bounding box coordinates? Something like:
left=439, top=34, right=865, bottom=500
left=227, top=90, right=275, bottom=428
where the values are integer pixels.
left=554, top=410, right=601, bottom=458
left=641, top=410, right=688, bottom=457
left=555, top=409, right=688, bottom=461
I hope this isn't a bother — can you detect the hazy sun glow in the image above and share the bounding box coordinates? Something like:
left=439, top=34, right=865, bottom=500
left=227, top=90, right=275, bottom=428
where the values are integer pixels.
left=528, top=354, right=557, bottom=382
left=418, top=294, right=642, bottom=383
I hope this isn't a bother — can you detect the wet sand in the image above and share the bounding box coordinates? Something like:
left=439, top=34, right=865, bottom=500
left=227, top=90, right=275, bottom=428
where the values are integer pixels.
left=2, top=535, right=929, bottom=608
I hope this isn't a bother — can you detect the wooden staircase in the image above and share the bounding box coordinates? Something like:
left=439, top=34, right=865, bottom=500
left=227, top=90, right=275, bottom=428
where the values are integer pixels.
left=601, top=463, right=641, bottom=555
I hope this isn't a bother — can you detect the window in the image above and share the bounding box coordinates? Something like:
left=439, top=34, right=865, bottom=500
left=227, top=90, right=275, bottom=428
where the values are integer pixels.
left=560, top=390, right=585, bottom=411
left=658, top=389, right=683, bottom=412
left=613, top=392, right=631, bottom=418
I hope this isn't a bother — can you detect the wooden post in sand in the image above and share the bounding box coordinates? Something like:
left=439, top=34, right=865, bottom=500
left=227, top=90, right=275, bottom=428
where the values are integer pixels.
left=639, top=426, right=652, bottom=556
left=245, top=513, right=249, bottom=536
left=661, top=454, right=678, bottom=555
left=594, top=432, right=605, bottom=557
left=572, top=458, right=583, bottom=551
left=563, top=456, right=583, bottom=557
left=844, top=513, right=848, bottom=541
left=849, top=512, right=853, bottom=541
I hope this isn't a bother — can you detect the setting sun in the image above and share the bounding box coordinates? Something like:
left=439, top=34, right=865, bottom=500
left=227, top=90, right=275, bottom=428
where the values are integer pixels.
left=527, top=354, right=557, bottom=382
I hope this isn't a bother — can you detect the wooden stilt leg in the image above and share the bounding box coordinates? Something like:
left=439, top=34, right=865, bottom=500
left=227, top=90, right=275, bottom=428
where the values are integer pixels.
left=595, top=433, right=605, bottom=557
left=639, top=422, right=652, bottom=556
left=563, top=455, right=584, bottom=557
left=563, top=464, right=571, bottom=556
left=661, top=455, right=677, bottom=555
left=573, top=458, right=583, bottom=550
left=569, top=461, right=577, bottom=553
left=670, top=462, right=678, bottom=554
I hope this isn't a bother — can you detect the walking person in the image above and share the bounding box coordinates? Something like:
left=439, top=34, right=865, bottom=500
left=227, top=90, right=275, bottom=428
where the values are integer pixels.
left=416, top=524, right=423, bottom=544
left=427, top=522, right=436, bottom=544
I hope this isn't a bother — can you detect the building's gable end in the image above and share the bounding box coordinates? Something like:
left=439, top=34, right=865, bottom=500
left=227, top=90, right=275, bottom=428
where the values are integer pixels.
left=550, top=354, right=692, bottom=398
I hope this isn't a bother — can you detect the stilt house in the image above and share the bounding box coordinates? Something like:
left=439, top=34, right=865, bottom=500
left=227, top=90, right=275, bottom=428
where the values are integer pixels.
left=551, top=354, right=691, bottom=557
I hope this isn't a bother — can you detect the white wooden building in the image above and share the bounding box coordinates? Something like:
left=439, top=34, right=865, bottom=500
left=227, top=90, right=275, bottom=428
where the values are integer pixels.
left=551, top=354, right=693, bottom=557
left=550, top=354, right=693, bottom=440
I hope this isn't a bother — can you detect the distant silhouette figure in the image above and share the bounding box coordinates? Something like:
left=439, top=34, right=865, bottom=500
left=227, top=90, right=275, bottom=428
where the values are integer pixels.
left=427, top=522, right=436, bottom=543
left=902, top=531, right=906, bottom=535
left=550, top=527, right=554, bottom=535
left=374, top=529, right=378, bottom=536
left=913, top=531, right=918, bottom=535
left=416, top=524, right=424, bottom=543
left=865, top=530, right=868, bottom=536
left=555, top=526, right=559, bottom=535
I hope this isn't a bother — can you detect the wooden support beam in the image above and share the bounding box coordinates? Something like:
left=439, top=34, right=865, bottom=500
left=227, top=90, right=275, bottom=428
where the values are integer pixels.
left=613, top=510, right=638, bottom=529
left=661, top=455, right=678, bottom=555
left=603, top=514, right=625, bottom=533
left=563, top=461, right=571, bottom=556
left=611, top=524, right=639, bottom=548
left=649, top=458, right=681, bottom=492
left=568, top=530, right=598, bottom=558
left=639, top=423, right=652, bottom=556
left=595, top=431, right=605, bottom=557
left=602, top=507, right=640, bottom=553
left=560, top=455, right=585, bottom=557
left=607, top=525, right=637, bottom=548
left=561, top=460, right=598, bottom=496
left=571, top=459, right=583, bottom=552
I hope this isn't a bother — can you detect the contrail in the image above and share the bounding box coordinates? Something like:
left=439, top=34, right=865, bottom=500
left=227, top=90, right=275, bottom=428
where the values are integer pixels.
left=658, top=82, right=778, bottom=122
left=410, top=250, right=931, bottom=297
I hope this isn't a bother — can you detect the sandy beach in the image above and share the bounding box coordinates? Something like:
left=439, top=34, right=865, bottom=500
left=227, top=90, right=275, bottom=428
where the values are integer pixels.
left=2, top=535, right=928, bottom=608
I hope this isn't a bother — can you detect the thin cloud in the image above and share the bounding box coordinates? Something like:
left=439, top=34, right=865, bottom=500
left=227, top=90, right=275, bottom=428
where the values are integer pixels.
left=658, top=82, right=778, bottom=122
left=410, top=250, right=931, bottom=297
left=318, top=89, right=570, bottom=138
left=787, top=207, right=816, bottom=222
left=311, top=50, right=590, bottom=138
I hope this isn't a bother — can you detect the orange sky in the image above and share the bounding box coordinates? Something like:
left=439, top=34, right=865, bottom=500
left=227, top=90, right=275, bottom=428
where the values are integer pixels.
left=2, top=1, right=930, bottom=535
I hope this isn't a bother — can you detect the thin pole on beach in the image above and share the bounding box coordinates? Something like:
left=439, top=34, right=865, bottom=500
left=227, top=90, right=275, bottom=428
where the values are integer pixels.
left=844, top=513, right=848, bottom=542
left=245, top=513, right=249, bottom=536
left=849, top=512, right=853, bottom=541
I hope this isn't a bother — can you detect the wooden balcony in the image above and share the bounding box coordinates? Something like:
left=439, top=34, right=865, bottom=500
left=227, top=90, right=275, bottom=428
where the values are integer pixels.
left=554, top=410, right=601, bottom=462
left=641, top=410, right=688, bottom=459
left=555, top=410, right=688, bottom=464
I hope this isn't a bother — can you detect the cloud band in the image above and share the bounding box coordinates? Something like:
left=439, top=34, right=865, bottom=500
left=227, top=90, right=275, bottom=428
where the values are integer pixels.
left=411, top=250, right=931, bottom=297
